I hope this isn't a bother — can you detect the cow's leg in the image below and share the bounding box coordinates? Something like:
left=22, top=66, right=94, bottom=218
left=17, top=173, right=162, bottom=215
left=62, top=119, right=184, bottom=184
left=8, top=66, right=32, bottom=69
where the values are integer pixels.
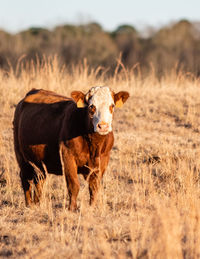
left=88, top=170, right=101, bottom=206
left=60, top=143, right=80, bottom=211
left=20, top=163, right=35, bottom=207
left=34, top=176, right=45, bottom=204
left=32, top=163, right=46, bottom=204
left=20, top=161, right=46, bottom=206
left=66, top=173, right=80, bottom=211
left=88, top=155, right=110, bottom=206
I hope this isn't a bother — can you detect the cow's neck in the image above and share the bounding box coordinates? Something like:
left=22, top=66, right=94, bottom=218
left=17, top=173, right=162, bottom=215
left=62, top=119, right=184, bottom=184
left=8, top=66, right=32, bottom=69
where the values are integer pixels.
left=87, top=132, right=107, bottom=146
left=85, top=132, right=108, bottom=167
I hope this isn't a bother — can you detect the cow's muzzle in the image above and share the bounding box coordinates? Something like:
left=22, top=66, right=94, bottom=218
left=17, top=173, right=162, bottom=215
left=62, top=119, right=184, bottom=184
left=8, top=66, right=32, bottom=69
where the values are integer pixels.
left=96, top=122, right=110, bottom=135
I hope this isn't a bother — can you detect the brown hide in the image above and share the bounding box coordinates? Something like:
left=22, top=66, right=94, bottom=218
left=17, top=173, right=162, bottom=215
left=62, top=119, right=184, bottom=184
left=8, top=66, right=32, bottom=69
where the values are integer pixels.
left=24, top=88, right=71, bottom=104
left=13, top=89, right=116, bottom=210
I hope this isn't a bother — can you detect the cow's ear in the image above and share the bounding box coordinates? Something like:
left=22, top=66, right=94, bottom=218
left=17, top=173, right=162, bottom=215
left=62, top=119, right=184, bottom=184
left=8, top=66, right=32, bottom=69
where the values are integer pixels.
left=71, top=91, right=86, bottom=108
left=114, top=91, right=130, bottom=108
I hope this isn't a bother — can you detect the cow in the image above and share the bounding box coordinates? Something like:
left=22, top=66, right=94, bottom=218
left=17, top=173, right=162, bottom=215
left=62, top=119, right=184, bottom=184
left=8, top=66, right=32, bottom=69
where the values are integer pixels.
left=13, top=86, right=129, bottom=211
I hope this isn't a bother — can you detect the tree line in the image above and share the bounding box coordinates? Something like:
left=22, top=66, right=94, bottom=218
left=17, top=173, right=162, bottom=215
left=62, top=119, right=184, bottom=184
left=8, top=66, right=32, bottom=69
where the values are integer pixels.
left=0, top=19, right=200, bottom=76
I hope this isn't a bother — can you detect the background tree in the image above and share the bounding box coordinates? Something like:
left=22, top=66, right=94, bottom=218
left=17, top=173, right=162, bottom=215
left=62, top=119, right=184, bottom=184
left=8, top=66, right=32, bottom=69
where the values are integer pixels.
left=0, top=19, right=199, bottom=76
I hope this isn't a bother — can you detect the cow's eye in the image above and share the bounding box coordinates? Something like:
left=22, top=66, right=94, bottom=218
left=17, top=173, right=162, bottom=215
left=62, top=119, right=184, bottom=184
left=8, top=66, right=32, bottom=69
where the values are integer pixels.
left=89, top=104, right=96, bottom=116
left=109, top=104, right=115, bottom=113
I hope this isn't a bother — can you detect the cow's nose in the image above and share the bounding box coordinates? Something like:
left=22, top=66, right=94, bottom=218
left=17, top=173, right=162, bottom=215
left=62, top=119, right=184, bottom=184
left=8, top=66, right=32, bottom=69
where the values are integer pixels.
left=97, top=122, right=109, bottom=131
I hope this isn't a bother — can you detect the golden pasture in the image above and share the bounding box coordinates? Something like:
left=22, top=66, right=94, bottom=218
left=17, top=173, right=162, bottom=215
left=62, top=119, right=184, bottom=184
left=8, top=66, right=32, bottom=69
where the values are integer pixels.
left=0, top=58, right=200, bottom=258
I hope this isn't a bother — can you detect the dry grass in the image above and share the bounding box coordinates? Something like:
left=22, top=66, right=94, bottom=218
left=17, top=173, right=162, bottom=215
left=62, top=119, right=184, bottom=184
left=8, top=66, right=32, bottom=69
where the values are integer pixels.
left=1, top=58, right=200, bottom=258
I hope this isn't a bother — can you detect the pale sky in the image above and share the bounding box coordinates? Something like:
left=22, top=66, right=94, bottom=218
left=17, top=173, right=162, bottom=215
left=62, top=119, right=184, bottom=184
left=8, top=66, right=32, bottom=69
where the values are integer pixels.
left=0, top=0, right=199, bottom=33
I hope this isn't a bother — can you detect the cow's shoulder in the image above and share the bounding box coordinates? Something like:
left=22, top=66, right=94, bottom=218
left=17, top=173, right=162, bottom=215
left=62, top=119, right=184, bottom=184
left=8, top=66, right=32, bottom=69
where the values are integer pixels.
left=24, top=89, right=72, bottom=104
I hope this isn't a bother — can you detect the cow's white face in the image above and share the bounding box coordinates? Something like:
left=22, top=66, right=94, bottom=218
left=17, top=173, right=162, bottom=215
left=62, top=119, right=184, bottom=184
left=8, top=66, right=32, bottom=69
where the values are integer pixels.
left=71, top=86, right=129, bottom=135
left=86, top=86, right=115, bottom=135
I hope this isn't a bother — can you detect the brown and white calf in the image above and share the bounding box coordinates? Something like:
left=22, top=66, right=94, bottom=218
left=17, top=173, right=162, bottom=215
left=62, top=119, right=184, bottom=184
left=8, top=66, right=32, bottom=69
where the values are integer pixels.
left=13, top=86, right=129, bottom=210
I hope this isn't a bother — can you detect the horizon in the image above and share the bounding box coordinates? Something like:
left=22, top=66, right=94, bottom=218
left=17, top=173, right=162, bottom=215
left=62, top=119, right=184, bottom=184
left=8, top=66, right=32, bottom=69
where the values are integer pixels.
left=0, top=17, right=198, bottom=36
